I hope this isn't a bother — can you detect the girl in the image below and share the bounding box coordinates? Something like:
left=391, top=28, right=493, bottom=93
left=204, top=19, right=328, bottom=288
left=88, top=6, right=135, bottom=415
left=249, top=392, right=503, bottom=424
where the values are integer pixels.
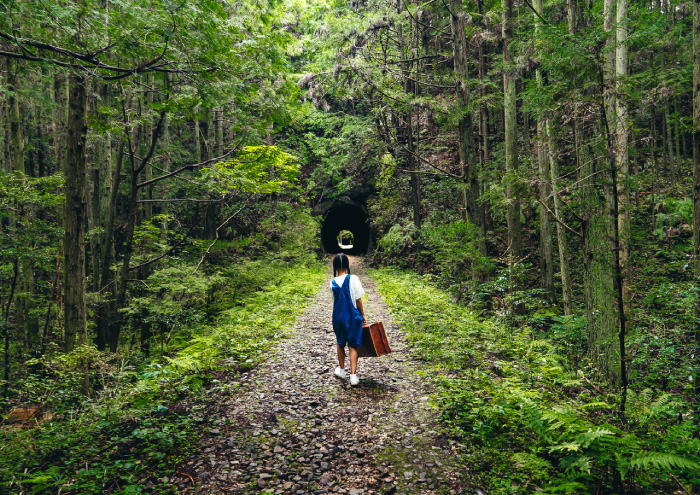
left=330, top=253, right=367, bottom=386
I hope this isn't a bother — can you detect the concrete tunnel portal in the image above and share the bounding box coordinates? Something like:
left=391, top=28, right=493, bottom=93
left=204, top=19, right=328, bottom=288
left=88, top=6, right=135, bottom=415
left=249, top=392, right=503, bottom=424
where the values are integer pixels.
left=320, top=203, right=371, bottom=255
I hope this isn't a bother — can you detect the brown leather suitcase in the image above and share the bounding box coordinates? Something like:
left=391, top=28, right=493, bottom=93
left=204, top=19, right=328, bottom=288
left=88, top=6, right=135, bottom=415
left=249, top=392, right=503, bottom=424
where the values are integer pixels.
left=356, top=322, right=392, bottom=358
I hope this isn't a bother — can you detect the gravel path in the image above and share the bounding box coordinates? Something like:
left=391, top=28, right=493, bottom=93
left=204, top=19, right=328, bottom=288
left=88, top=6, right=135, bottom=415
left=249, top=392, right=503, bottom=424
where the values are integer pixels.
left=178, top=258, right=462, bottom=494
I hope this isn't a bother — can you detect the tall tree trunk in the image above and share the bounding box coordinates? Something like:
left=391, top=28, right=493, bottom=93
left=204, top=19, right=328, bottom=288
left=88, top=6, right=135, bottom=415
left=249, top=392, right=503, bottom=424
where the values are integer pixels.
left=161, top=113, right=170, bottom=242
left=664, top=102, right=676, bottom=183
left=95, top=141, right=124, bottom=351
left=407, top=113, right=422, bottom=229
left=9, top=60, right=40, bottom=344
left=143, top=74, right=154, bottom=223
left=547, top=122, right=574, bottom=314
left=450, top=0, right=482, bottom=253
left=215, top=108, right=224, bottom=156
left=477, top=14, right=489, bottom=255
left=194, top=117, right=202, bottom=163
left=651, top=103, right=660, bottom=230
left=93, top=83, right=113, bottom=292
left=8, top=62, right=23, bottom=174
left=604, top=0, right=616, bottom=140
left=674, top=98, right=683, bottom=163
left=676, top=97, right=688, bottom=160
left=1, top=60, right=8, bottom=173
left=691, top=0, right=700, bottom=435
left=503, top=0, right=521, bottom=258
left=582, top=129, right=620, bottom=384
left=113, top=156, right=139, bottom=352
left=54, top=73, right=69, bottom=172
left=63, top=74, right=89, bottom=352
left=534, top=0, right=555, bottom=304
left=616, top=0, right=631, bottom=313
left=8, top=60, right=26, bottom=339
left=395, top=11, right=421, bottom=230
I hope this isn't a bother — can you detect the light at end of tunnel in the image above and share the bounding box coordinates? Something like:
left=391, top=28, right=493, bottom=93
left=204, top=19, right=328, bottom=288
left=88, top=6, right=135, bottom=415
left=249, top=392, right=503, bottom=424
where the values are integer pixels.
left=337, top=229, right=354, bottom=250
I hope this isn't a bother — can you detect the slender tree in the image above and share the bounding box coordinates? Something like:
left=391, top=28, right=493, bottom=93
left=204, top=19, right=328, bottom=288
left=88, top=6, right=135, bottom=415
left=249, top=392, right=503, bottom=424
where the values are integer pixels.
left=450, top=0, right=482, bottom=247
left=692, top=0, right=700, bottom=434
left=533, top=0, right=555, bottom=304
left=63, top=74, right=89, bottom=352
left=616, top=0, right=631, bottom=313
left=503, top=0, right=521, bottom=258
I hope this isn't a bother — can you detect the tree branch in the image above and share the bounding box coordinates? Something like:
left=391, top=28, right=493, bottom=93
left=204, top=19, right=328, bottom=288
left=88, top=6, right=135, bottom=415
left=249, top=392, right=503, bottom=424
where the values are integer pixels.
left=193, top=199, right=252, bottom=273
left=537, top=198, right=582, bottom=238
left=128, top=221, right=200, bottom=272
left=394, top=141, right=463, bottom=179
left=134, top=111, right=167, bottom=176
left=137, top=133, right=246, bottom=189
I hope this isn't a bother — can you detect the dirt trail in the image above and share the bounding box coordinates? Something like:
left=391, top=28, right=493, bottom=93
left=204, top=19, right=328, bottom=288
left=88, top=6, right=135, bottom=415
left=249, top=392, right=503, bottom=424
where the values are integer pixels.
left=179, top=257, right=462, bottom=494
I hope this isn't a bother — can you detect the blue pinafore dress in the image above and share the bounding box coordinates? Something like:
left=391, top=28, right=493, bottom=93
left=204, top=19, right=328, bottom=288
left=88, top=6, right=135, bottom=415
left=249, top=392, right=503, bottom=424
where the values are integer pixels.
left=331, top=275, right=364, bottom=348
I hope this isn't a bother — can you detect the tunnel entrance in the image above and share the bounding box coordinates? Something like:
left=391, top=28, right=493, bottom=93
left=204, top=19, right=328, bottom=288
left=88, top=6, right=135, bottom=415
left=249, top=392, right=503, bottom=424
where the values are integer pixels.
left=320, top=203, right=371, bottom=255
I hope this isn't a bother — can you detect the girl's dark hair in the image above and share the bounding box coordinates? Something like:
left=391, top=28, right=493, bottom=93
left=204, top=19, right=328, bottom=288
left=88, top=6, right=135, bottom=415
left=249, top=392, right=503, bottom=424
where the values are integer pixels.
left=332, top=253, right=351, bottom=277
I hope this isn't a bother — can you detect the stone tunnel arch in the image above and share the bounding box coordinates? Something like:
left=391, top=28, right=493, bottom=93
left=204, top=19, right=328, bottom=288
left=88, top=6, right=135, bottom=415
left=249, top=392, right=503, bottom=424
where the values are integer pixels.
left=320, top=203, right=371, bottom=255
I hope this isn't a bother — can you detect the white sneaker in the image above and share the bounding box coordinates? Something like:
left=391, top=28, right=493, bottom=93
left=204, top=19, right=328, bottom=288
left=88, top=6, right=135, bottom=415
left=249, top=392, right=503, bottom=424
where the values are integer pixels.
left=334, top=367, right=346, bottom=379
left=349, top=374, right=359, bottom=386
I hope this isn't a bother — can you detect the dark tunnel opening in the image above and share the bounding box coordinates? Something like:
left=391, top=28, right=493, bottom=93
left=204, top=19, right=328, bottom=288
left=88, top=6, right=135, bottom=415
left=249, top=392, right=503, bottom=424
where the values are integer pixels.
left=320, top=204, right=371, bottom=255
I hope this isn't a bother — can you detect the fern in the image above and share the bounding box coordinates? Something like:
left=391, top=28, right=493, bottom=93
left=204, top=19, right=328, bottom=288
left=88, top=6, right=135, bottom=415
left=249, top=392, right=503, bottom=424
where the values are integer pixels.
left=548, top=442, right=582, bottom=453
left=560, top=455, right=593, bottom=474
left=629, top=452, right=699, bottom=472
left=543, top=481, right=587, bottom=494
left=575, top=428, right=616, bottom=449
left=512, top=452, right=552, bottom=472
left=580, top=401, right=615, bottom=410
left=527, top=339, right=554, bottom=355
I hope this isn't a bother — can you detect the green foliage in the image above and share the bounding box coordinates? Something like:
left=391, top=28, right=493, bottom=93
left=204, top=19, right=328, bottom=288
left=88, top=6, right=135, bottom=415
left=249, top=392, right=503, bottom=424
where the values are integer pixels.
left=0, top=171, right=64, bottom=267
left=371, top=268, right=699, bottom=494
left=1, top=261, right=325, bottom=493
left=377, top=223, right=417, bottom=261
left=421, top=221, right=492, bottom=283
left=204, top=146, right=300, bottom=194
left=259, top=204, right=320, bottom=263
left=652, top=197, right=693, bottom=239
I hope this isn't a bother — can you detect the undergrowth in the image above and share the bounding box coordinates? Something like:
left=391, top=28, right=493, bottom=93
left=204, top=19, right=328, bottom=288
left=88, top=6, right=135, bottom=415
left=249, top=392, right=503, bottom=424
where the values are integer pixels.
left=370, top=268, right=700, bottom=495
left=0, top=262, right=325, bottom=494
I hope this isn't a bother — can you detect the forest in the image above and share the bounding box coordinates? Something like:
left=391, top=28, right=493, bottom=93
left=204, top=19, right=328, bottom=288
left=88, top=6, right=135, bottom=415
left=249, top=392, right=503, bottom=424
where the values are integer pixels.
left=1, top=0, right=700, bottom=492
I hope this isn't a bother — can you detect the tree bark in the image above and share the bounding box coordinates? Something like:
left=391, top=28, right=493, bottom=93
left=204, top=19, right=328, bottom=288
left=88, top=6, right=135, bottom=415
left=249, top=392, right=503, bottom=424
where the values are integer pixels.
left=215, top=108, right=224, bottom=156
left=8, top=60, right=23, bottom=174
left=92, top=83, right=113, bottom=292
left=95, top=141, right=124, bottom=351
left=604, top=0, right=616, bottom=139
left=534, top=0, right=555, bottom=304
left=691, top=0, right=700, bottom=435
left=582, top=128, right=620, bottom=384
left=143, top=73, right=154, bottom=222
left=450, top=0, right=482, bottom=249
left=8, top=60, right=41, bottom=344
left=503, top=0, right=521, bottom=258
left=1, top=60, right=8, bottom=173
left=63, top=74, right=89, bottom=352
left=547, top=122, right=574, bottom=315
left=54, top=73, right=69, bottom=172
left=407, top=113, right=422, bottom=229
left=616, top=0, right=632, bottom=313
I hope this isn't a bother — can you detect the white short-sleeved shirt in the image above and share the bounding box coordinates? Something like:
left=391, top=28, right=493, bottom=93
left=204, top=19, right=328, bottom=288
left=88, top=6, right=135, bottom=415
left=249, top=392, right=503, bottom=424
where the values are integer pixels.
left=330, top=274, right=365, bottom=308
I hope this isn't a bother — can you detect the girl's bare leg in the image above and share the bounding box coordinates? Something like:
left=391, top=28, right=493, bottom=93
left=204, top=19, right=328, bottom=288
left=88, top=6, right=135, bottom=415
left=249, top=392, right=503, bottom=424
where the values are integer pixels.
left=337, top=345, right=346, bottom=369
left=349, top=347, right=358, bottom=374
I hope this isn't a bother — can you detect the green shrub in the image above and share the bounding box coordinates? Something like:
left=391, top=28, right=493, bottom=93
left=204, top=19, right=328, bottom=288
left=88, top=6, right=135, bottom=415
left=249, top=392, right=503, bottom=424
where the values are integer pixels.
left=371, top=267, right=700, bottom=494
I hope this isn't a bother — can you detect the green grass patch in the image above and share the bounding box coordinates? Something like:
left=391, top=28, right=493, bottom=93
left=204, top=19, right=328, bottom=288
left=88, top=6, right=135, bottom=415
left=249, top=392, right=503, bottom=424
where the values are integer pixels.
left=1, top=262, right=326, bottom=494
left=370, top=267, right=700, bottom=495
